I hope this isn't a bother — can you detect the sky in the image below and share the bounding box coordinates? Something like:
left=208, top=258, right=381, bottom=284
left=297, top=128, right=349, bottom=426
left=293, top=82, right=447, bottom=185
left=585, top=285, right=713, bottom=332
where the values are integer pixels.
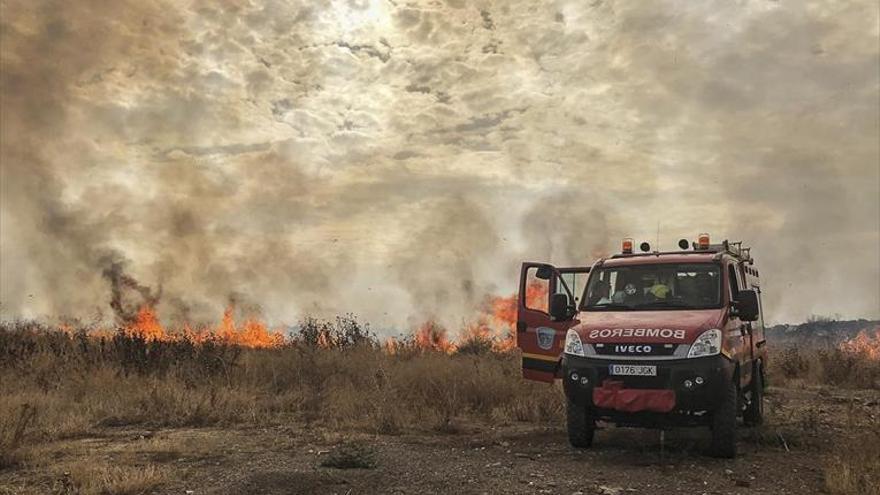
left=1, top=0, right=878, bottom=332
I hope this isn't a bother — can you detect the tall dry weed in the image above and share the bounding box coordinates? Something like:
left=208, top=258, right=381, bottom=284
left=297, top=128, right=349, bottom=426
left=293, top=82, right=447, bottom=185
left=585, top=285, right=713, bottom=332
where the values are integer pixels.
left=770, top=345, right=879, bottom=389
left=0, top=320, right=562, bottom=445
left=825, top=429, right=880, bottom=495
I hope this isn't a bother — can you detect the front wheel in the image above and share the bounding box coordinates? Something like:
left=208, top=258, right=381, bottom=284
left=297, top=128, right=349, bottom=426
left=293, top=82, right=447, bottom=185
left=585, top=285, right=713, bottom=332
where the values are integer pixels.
left=709, top=379, right=738, bottom=458
left=743, top=365, right=765, bottom=426
left=566, top=399, right=595, bottom=448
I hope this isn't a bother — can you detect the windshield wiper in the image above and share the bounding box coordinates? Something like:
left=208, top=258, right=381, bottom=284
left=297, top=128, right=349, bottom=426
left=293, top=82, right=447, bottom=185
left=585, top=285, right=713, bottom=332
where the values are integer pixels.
left=634, top=300, right=691, bottom=309
left=586, top=303, right=633, bottom=310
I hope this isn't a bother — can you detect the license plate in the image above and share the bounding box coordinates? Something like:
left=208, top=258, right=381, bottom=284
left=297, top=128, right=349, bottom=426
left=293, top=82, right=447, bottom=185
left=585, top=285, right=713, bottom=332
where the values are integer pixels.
left=609, top=364, right=657, bottom=376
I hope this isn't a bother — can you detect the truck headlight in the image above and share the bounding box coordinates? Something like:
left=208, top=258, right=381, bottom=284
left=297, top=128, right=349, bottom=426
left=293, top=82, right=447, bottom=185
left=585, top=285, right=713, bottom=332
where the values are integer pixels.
left=564, top=329, right=585, bottom=357
left=687, top=328, right=722, bottom=358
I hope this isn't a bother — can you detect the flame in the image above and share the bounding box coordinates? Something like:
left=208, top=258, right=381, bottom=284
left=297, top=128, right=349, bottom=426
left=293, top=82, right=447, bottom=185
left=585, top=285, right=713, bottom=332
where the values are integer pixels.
left=383, top=337, right=401, bottom=354
left=125, top=306, right=167, bottom=341
left=316, top=330, right=332, bottom=349
left=459, top=318, right=492, bottom=344
left=384, top=281, right=549, bottom=354
left=58, top=323, right=75, bottom=336
left=839, top=327, right=880, bottom=360
left=121, top=305, right=283, bottom=348
left=413, top=321, right=455, bottom=353
left=76, top=280, right=553, bottom=354
left=483, top=280, right=548, bottom=351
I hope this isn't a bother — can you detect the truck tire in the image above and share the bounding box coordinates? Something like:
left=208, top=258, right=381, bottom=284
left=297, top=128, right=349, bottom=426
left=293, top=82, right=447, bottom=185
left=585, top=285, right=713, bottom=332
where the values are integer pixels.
left=709, top=379, right=737, bottom=458
left=566, top=400, right=595, bottom=448
left=743, top=364, right=764, bottom=426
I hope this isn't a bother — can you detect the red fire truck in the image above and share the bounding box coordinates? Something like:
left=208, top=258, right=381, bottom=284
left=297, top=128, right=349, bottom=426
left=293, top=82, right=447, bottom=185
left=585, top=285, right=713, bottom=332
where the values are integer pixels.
left=516, top=234, right=767, bottom=458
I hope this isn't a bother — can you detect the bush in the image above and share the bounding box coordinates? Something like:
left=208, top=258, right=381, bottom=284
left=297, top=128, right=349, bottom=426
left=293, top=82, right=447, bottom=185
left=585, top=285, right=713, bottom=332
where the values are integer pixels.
left=319, top=443, right=377, bottom=469
left=296, top=314, right=376, bottom=349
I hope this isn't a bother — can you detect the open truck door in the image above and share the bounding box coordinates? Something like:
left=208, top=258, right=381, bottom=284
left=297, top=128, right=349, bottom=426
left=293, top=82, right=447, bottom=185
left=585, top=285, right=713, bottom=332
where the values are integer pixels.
left=517, top=263, right=590, bottom=382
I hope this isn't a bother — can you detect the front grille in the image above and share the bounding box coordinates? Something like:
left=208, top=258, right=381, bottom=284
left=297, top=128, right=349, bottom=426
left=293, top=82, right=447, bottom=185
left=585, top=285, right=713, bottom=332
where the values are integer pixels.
left=594, top=343, right=677, bottom=357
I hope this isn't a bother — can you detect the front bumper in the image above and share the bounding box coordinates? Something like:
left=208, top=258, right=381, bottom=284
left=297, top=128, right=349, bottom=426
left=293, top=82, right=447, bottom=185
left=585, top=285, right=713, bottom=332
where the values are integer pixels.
left=562, top=354, right=735, bottom=426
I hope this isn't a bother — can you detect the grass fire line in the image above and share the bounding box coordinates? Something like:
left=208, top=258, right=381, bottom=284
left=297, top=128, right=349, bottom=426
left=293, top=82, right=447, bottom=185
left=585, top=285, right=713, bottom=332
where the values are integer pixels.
left=67, top=284, right=548, bottom=353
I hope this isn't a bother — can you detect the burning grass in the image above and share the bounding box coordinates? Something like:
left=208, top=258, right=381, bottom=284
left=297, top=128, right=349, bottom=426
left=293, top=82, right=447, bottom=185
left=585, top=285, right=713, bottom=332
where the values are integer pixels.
left=839, top=327, right=880, bottom=361
left=767, top=328, right=880, bottom=494
left=74, top=282, right=528, bottom=354
left=0, top=317, right=562, bottom=479
left=91, top=305, right=286, bottom=348
left=770, top=326, right=880, bottom=390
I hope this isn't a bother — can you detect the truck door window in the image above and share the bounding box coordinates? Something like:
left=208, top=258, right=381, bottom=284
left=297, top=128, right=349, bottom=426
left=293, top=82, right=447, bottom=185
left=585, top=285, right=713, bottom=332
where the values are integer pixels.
left=523, top=266, right=550, bottom=314
left=559, top=272, right=588, bottom=305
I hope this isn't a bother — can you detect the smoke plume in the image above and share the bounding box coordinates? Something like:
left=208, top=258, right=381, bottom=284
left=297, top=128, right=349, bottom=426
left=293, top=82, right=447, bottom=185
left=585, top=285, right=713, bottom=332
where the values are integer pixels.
left=1, top=1, right=878, bottom=330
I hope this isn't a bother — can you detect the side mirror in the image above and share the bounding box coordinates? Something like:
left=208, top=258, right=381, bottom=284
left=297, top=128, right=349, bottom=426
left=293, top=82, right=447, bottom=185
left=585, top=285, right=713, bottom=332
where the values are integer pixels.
left=550, top=293, right=575, bottom=321
left=734, top=289, right=760, bottom=322
left=535, top=266, right=553, bottom=280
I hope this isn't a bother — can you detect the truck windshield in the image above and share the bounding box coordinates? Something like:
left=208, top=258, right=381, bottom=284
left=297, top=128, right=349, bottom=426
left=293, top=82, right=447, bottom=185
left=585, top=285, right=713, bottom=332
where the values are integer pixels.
left=581, top=263, right=722, bottom=311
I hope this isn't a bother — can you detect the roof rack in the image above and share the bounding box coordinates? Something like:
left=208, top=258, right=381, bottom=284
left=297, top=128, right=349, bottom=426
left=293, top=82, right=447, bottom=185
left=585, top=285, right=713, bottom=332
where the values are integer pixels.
left=709, top=240, right=754, bottom=264
left=608, top=239, right=754, bottom=264
left=609, top=251, right=715, bottom=259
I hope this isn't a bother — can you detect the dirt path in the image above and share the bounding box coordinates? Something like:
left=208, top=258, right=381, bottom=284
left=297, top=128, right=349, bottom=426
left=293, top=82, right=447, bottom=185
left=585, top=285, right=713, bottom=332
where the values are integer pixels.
left=3, top=386, right=878, bottom=494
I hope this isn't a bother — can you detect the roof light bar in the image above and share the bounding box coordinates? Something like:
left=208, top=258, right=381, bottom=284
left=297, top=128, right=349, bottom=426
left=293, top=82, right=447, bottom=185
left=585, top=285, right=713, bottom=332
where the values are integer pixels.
left=697, top=233, right=710, bottom=250
left=622, top=238, right=633, bottom=254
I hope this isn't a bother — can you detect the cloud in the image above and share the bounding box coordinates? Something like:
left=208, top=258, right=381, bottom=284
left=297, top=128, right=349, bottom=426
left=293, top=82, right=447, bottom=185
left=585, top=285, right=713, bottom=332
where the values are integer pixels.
left=1, top=0, right=877, bottom=328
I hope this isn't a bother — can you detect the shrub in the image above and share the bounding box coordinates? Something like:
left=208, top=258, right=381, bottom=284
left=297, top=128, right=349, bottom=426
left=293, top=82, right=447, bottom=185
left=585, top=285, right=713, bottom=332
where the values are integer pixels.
left=295, top=314, right=376, bottom=349
left=319, top=443, right=377, bottom=469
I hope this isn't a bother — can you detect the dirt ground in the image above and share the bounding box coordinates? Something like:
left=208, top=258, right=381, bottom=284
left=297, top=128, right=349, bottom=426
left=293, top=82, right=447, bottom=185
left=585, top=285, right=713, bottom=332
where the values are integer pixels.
left=3, top=386, right=878, bottom=495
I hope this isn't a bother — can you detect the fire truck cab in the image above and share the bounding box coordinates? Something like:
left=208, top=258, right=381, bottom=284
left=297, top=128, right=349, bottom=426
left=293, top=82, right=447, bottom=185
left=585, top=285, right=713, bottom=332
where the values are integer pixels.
left=516, top=235, right=767, bottom=458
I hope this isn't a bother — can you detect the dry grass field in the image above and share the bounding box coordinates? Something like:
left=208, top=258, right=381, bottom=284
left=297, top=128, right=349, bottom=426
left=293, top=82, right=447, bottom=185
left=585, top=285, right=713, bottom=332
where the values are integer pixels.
left=1, top=319, right=878, bottom=494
